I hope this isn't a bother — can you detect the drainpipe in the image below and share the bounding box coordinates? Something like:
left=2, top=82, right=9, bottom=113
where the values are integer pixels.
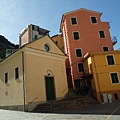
left=22, top=51, right=26, bottom=111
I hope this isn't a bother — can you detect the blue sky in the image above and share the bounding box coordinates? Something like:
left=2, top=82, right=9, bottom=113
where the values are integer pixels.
left=0, top=0, right=120, bottom=50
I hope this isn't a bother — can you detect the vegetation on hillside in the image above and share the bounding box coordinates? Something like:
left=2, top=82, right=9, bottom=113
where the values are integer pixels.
left=0, top=35, right=18, bottom=59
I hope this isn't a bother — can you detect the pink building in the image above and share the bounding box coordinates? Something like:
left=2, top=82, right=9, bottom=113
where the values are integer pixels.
left=19, top=24, right=49, bottom=47
left=60, top=8, right=117, bottom=89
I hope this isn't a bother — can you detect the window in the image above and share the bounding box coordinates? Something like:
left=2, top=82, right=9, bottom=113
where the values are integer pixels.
left=110, top=73, right=119, bottom=84
left=32, top=25, right=39, bottom=31
left=107, top=55, right=115, bottom=65
left=73, top=32, right=80, bottom=40
left=44, top=44, right=50, bottom=52
left=78, top=63, right=84, bottom=72
left=74, top=79, right=81, bottom=89
left=15, top=67, right=19, bottom=79
left=55, top=41, right=58, bottom=45
left=76, top=49, right=82, bottom=57
left=99, top=30, right=105, bottom=38
left=91, top=17, right=97, bottom=23
left=103, top=47, right=109, bottom=51
left=71, top=17, right=77, bottom=25
left=5, top=72, right=8, bottom=84
left=34, top=35, right=38, bottom=40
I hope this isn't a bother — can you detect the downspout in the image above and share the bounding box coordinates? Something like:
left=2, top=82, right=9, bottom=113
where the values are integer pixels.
left=93, top=56, right=101, bottom=101
left=22, top=50, right=26, bottom=111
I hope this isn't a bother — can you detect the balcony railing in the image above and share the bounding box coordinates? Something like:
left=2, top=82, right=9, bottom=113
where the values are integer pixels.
left=112, top=36, right=117, bottom=45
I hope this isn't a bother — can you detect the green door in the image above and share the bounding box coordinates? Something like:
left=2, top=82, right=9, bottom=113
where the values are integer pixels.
left=45, top=77, right=56, bottom=101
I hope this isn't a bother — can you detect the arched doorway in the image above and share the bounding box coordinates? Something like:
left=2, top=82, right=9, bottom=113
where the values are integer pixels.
left=44, top=70, right=56, bottom=101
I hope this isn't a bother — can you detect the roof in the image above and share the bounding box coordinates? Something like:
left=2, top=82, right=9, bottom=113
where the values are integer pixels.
left=84, top=51, right=120, bottom=59
left=0, top=35, right=66, bottom=64
left=19, top=24, right=50, bottom=36
left=63, top=8, right=102, bottom=16
left=25, top=34, right=66, bottom=56
left=51, top=34, right=62, bottom=38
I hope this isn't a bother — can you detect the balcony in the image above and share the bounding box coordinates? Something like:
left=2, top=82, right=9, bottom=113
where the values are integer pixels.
left=112, top=36, right=117, bottom=45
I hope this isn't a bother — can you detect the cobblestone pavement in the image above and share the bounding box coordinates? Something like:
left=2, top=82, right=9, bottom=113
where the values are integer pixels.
left=0, top=101, right=120, bottom=120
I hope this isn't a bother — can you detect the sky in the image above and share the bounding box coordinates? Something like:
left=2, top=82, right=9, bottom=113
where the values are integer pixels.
left=0, top=0, right=120, bottom=50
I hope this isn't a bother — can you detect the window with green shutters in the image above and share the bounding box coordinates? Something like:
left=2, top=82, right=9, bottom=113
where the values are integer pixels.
left=106, top=55, right=115, bottom=65
left=34, top=35, right=38, bottom=40
left=76, top=49, right=82, bottom=57
left=99, top=30, right=105, bottom=38
left=71, top=17, right=77, bottom=25
left=73, top=32, right=80, bottom=40
left=91, top=17, right=97, bottom=23
left=110, top=73, right=119, bottom=84
left=103, top=47, right=109, bottom=51
left=78, top=63, right=84, bottom=72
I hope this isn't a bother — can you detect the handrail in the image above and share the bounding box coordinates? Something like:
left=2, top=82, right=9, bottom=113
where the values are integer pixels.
left=62, top=87, right=68, bottom=93
left=29, top=97, right=38, bottom=103
left=112, top=36, right=117, bottom=43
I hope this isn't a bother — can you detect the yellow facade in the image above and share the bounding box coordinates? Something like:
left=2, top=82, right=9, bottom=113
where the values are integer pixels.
left=0, top=50, right=24, bottom=107
left=52, top=34, right=64, bottom=51
left=84, top=51, right=120, bottom=103
left=0, top=35, right=68, bottom=111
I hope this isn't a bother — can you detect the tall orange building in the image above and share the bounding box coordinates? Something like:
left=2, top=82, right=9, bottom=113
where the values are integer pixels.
left=60, top=8, right=117, bottom=89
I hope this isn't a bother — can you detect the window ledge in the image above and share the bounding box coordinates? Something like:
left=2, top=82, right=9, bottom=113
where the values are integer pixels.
left=15, top=78, right=22, bottom=83
left=5, top=83, right=10, bottom=86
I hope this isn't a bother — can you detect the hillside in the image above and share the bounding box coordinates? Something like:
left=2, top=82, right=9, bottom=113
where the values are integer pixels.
left=0, top=35, right=18, bottom=59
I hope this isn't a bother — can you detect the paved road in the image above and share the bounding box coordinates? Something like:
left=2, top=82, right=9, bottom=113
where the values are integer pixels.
left=56, top=101, right=120, bottom=115
left=0, top=101, right=120, bottom=120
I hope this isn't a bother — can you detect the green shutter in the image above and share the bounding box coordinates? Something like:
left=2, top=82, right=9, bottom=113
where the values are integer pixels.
left=73, top=32, right=79, bottom=40
left=99, top=30, right=105, bottom=38
left=78, top=63, right=84, bottom=72
left=107, top=55, right=115, bottom=65
left=76, top=49, right=82, bottom=57
left=71, top=18, right=77, bottom=25
left=111, top=73, right=119, bottom=83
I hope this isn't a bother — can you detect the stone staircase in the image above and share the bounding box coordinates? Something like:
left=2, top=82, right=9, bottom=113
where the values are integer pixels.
left=32, top=95, right=98, bottom=113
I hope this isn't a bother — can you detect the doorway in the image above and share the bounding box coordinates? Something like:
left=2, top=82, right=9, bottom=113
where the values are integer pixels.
left=114, top=93, right=119, bottom=100
left=45, top=77, right=56, bottom=101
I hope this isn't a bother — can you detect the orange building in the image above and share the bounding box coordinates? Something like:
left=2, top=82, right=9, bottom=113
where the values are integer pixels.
left=84, top=51, right=120, bottom=103
left=60, top=8, right=117, bottom=89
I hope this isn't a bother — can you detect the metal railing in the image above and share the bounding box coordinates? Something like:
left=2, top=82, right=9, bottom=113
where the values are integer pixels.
left=112, top=36, right=117, bottom=45
left=29, top=97, right=38, bottom=104
left=34, top=97, right=87, bottom=112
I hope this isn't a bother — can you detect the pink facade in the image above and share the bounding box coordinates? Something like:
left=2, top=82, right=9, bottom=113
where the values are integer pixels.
left=60, top=8, right=116, bottom=88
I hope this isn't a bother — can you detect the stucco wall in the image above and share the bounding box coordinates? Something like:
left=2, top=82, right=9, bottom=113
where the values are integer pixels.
left=61, top=9, right=114, bottom=81
left=24, top=50, right=68, bottom=104
left=0, top=50, right=24, bottom=107
left=26, top=35, right=64, bottom=56
left=20, top=29, right=29, bottom=46
left=85, top=52, right=120, bottom=102
left=52, top=34, right=64, bottom=51
left=93, top=53, right=120, bottom=92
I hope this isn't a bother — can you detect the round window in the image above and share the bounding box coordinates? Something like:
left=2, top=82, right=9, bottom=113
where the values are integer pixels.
left=44, top=44, right=50, bottom=52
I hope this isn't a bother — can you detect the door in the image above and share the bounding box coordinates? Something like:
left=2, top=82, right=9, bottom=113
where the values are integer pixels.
left=45, top=77, right=56, bottom=101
